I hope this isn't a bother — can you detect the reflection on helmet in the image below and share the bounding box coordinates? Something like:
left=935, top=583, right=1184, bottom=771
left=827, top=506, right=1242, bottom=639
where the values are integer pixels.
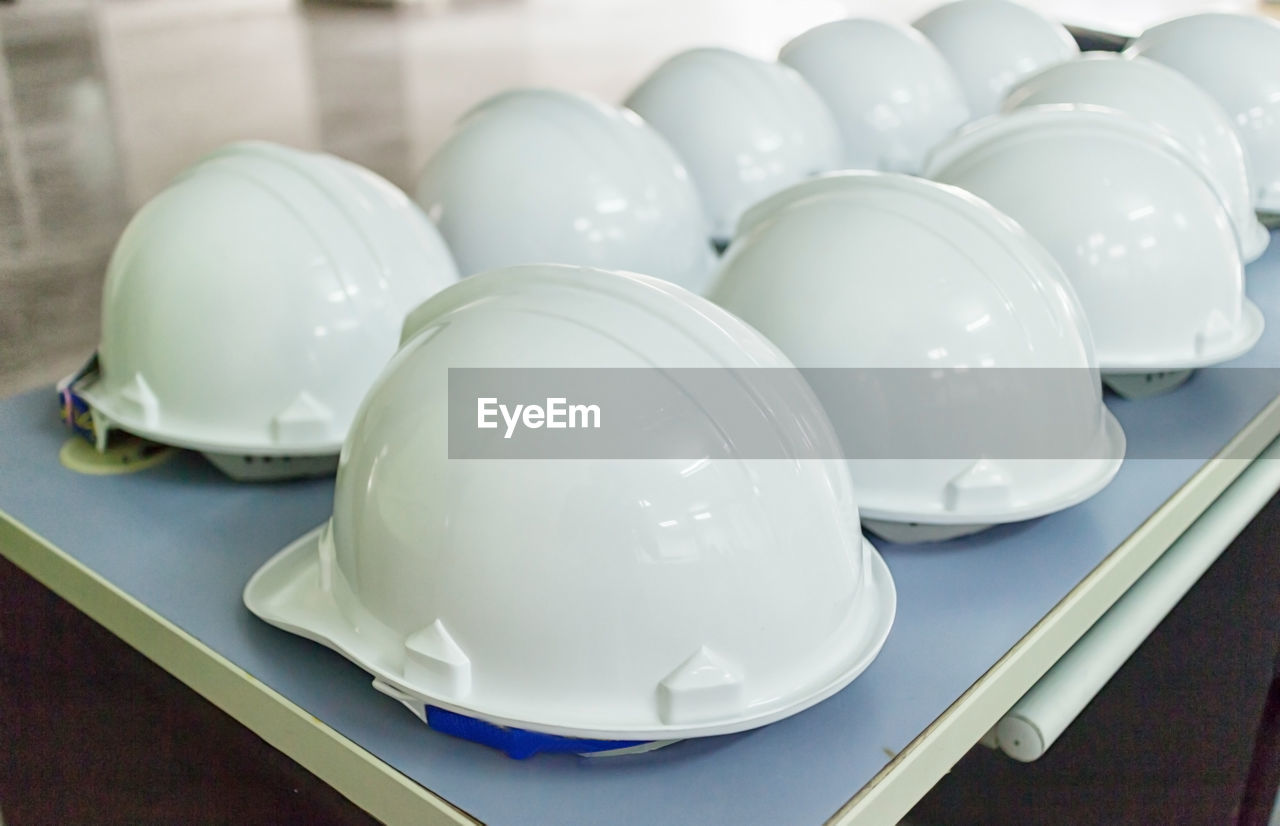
left=1004, top=54, right=1269, bottom=263
left=625, top=47, right=842, bottom=244
left=1125, top=13, right=1280, bottom=215
left=72, top=141, right=459, bottom=480
left=709, top=172, right=1124, bottom=542
left=914, top=0, right=1078, bottom=119
left=925, top=106, right=1263, bottom=393
left=244, top=264, right=896, bottom=754
left=415, top=89, right=717, bottom=292
left=779, top=18, right=969, bottom=174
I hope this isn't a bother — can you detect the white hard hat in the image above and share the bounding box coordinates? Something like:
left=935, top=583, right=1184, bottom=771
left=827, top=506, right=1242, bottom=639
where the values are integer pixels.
left=623, top=47, right=842, bottom=244
left=414, top=89, right=716, bottom=292
left=925, top=106, right=1263, bottom=393
left=708, top=172, right=1124, bottom=542
left=71, top=141, right=459, bottom=480
left=778, top=19, right=969, bottom=174
left=914, top=0, right=1078, bottom=118
left=1004, top=54, right=1269, bottom=263
left=1125, top=13, right=1280, bottom=215
left=244, top=264, right=896, bottom=754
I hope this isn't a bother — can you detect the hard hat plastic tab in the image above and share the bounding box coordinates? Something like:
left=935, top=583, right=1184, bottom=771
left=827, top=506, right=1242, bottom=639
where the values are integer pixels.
left=117, top=373, right=159, bottom=427
left=1196, top=310, right=1238, bottom=357
left=404, top=620, right=472, bottom=698
left=943, top=460, right=1014, bottom=512
left=657, top=647, right=746, bottom=725
left=269, top=392, right=334, bottom=445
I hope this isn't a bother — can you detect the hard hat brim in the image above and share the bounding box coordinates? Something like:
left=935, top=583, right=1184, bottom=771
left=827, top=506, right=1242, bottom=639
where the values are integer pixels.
left=1097, top=298, right=1265, bottom=372
left=77, top=383, right=345, bottom=457
left=244, top=525, right=897, bottom=741
left=1245, top=220, right=1272, bottom=263
left=855, top=407, right=1127, bottom=527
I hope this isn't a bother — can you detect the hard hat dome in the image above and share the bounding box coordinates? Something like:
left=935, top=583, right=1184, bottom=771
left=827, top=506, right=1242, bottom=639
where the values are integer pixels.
left=925, top=106, right=1262, bottom=373
left=914, top=0, right=1078, bottom=118
left=624, top=47, right=842, bottom=242
left=248, top=264, right=895, bottom=741
left=1004, top=54, right=1269, bottom=263
left=778, top=19, right=969, bottom=174
left=708, top=172, right=1123, bottom=537
left=1125, top=13, right=1280, bottom=214
left=414, top=89, right=716, bottom=292
left=79, top=141, right=459, bottom=460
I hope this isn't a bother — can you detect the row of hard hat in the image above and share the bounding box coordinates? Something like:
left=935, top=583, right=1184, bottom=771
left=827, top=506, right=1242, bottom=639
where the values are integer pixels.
left=73, top=3, right=1279, bottom=495
left=418, top=4, right=1280, bottom=281
left=60, top=2, right=1280, bottom=758
left=64, top=141, right=904, bottom=758
left=419, top=5, right=1275, bottom=394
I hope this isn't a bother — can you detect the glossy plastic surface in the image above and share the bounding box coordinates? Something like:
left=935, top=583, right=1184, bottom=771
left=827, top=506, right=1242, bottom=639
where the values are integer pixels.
left=926, top=106, right=1264, bottom=372
left=624, top=47, right=842, bottom=242
left=414, top=89, right=716, bottom=292
left=1004, top=54, right=1269, bottom=262
left=78, top=141, right=459, bottom=457
left=246, top=264, right=896, bottom=740
left=914, top=0, right=1078, bottom=118
left=708, top=172, right=1124, bottom=528
left=1125, top=13, right=1280, bottom=214
left=778, top=19, right=968, bottom=175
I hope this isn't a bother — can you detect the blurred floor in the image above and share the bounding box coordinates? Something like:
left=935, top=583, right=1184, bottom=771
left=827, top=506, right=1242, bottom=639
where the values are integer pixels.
left=0, top=1, right=125, bottom=396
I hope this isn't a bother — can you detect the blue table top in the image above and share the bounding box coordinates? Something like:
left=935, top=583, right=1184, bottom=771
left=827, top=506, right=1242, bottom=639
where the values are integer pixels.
left=2, top=234, right=1278, bottom=825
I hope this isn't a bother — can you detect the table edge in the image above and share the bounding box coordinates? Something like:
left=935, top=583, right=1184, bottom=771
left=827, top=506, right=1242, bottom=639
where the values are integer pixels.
left=829, top=391, right=1280, bottom=826
left=8, top=393, right=1280, bottom=826
left=0, top=513, right=479, bottom=826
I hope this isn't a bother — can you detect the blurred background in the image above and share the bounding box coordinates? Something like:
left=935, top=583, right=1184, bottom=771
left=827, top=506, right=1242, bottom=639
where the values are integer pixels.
left=0, top=0, right=1275, bottom=399
left=1, top=1, right=1279, bottom=824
